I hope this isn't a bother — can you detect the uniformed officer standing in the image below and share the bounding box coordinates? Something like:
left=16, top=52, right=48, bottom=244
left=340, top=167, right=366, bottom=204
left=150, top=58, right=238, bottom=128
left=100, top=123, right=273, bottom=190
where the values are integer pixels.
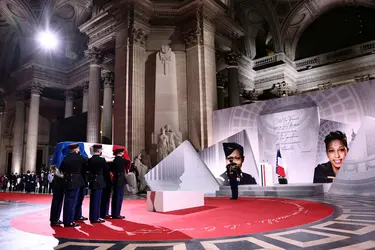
left=88, top=144, right=108, bottom=223
left=49, top=167, right=65, bottom=226
left=100, top=159, right=112, bottom=219
left=223, top=143, right=244, bottom=200
left=110, top=148, right=130, bottom=219
left=60, top=143, right=87, bottom=227
left=74, top=152, right=89, bottom=222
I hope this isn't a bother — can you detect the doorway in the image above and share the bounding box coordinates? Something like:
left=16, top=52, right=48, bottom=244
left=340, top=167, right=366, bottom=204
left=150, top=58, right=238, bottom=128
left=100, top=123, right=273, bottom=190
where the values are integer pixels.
left=36, top=150, right=43, bottom=174
left=7, top=152, right=12, bottom=175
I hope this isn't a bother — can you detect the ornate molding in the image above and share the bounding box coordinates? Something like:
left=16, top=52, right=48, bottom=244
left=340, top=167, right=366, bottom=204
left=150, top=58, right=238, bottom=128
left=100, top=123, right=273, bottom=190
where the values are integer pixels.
left=30, top=82, right=44, bottom=95
left=298, top=64, right=375, bottom=85
left=273, top=81, right=290, bottom=97
left=183, top=28, right=202, bottom=47
left=255, top=74, right=285, bottom=85
left=354, top=74, right=370, bottom=83
left=241, top=89, right=259, bottom=101
left=85, top=47, right=105, bottom=65
left=102, top=72, right=114, bottom=88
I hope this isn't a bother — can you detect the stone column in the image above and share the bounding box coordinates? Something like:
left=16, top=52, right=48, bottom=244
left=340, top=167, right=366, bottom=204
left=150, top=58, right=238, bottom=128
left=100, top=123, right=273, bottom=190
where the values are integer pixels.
left=85, top=47, right=104, bottom=143
left=81, top=82, right=89, bottom=113
left=11, top=92, right=25, bottom=174
left=183, top=7, right=217, bottom=150
left=216, top=70, right=228, bottom=110
left=102, top=72, right=114, bottom=144
left=64, top=90, right=74, bottom=118
left=25, top=82, right=43, bottom=172
left=113, top=20, right=148, bottom=158
left=225, top=50, right=242, bottom=107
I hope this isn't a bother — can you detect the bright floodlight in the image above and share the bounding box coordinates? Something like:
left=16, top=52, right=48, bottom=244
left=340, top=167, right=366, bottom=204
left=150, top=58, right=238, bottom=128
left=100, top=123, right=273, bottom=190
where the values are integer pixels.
left=37, top=30, right=58, bottom=50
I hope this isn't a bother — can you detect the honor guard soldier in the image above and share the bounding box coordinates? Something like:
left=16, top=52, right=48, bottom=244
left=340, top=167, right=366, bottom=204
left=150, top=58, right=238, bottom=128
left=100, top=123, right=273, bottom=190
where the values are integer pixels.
left=49, top=167, right=64, bottom=226
left=110, top=148, right=130, bottom=219
left=100, top=158, right=113, bottom=219
left=60, top=143, right=87, bottom=227
left=74, top=151, right=89, bottom=222
left=88, top=144, right=108, bottom=223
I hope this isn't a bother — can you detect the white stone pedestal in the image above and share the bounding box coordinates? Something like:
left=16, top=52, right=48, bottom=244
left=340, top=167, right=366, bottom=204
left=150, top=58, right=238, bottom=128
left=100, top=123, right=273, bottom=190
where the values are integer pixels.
left=147, top=191, right=204, bottom=212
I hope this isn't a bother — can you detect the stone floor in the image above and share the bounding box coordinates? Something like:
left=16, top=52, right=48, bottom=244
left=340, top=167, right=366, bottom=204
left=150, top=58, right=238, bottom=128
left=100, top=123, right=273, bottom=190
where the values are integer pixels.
left=0, top=194, right=375, bottom=250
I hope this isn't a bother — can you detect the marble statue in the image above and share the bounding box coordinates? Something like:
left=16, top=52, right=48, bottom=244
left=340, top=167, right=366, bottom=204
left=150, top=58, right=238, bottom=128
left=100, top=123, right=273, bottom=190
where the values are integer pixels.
left=140, top=149, right=152, bottom=169
left=134, top=154, right=148, bottom=191
left=157, top=127, right=169, bottom=162
left=164, top=124, right=182, bottom=154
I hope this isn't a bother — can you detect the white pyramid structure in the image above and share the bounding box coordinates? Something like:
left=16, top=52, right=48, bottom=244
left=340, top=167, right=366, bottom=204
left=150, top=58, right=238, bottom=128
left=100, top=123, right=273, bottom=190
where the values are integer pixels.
left=145, top=141, right=220, bottom=194
left=198, top=129, right=259, bottom=185
left=329, top=116, right=375, bottom=196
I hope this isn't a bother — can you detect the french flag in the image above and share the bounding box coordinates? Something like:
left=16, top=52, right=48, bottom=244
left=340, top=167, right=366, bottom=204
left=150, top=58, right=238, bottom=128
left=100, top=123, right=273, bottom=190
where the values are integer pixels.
left=276, top=149, right=286, bottom=177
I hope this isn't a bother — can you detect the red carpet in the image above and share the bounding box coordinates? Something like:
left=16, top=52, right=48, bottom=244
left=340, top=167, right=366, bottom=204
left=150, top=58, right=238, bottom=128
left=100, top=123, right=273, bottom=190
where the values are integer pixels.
left=1, top=192, right=334, bottom=241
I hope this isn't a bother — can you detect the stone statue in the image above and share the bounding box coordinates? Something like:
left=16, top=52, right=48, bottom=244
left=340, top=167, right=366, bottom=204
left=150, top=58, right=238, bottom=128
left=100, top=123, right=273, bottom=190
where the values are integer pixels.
left=159, top=45, right=172, bottom=75
left=134, top=154, right=148, bottom=191
left=140, top=149, right=152, bottom=169
left=164, top=124, right=182, bottom=154
left=157, top=127, right=169, bottom=162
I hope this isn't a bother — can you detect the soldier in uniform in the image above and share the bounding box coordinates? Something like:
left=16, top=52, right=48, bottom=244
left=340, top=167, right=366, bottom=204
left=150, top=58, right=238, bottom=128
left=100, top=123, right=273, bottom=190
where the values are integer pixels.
left=74, top=151, right=89, bottom=222
left=100, top=158, right=112, bottom=219
left=110, top=148, right=130, bottom=219
left=88, top=144, right=107, bottom=223
left=60, top=143, right=87, bottom=227
left=49, top=166, right=65, bottom=226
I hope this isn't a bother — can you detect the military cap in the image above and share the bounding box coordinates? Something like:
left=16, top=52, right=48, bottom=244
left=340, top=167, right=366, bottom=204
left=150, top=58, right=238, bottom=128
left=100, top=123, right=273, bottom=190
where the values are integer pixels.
left=93, top=144, right=102, bottom=150
left=223, top=142, right=244, bottom=157
left=113, top=148, right=124, bottom=155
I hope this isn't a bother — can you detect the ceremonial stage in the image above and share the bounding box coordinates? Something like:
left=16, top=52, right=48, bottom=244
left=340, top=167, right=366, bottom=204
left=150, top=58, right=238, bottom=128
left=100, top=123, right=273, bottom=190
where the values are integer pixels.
left=1, top=192, right=375, bottom=249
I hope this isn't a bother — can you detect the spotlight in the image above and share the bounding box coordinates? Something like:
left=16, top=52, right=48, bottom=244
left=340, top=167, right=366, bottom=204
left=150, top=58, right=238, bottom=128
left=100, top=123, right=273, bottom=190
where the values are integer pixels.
left=37, top=30, right=58, bottom=50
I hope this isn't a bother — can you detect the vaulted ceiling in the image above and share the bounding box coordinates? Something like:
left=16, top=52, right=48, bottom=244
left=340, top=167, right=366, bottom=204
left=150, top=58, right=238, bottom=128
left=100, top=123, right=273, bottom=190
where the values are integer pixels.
left=0, top=0, right=92, bottom=88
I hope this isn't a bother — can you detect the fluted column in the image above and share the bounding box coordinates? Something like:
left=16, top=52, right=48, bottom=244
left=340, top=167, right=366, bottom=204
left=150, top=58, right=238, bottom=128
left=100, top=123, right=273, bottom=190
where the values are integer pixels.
left=11, top=92, right=25, bottom=174
left=183, top=8, right=217, bottom=150
left=0, top=95, right=5, bottom=174
left=64, top=90, right=74, bottom=118
left=225, top=50, right=242, bottom=107
left=81, top=82, right=88, bottom=113
left=85, top=47, right=104, bottom=143
left=102, top=72, right=114, bottom=144
left=25, top=83, right=43, bottom=172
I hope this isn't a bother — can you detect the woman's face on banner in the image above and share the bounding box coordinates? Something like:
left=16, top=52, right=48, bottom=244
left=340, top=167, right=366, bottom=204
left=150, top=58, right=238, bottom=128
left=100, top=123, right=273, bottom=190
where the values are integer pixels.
left=226, top=149, right=244, bottom=168
left=326, top=140, right=348, bottom=169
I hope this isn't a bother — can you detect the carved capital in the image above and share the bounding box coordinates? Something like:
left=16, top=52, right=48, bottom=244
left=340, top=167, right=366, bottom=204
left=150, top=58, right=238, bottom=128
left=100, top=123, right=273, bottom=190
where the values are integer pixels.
left=131, top=28, right=148, bottom=48
left=183, top=28, right=202, bottom=47
left=216, top=70, right=228, bottom=88
left=65, top=90, right=74, bottom=101
left=85, top=47, right=105, bottom=65
left=102, top=72, right=114, bottom=88
left=81, top=82, right=89, bottom=94
left=273, top=81, right=290, bottom=97
left=30, top=82, right=44, bottom=95
left=224, top=50, right=242, bottom=67
left=241, top=89, right=259, bottom=101
left=317, top=82, right=333, bottom=90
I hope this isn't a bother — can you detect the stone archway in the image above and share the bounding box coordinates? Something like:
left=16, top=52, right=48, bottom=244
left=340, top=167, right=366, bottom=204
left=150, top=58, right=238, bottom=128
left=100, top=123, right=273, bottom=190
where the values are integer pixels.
left=281, top=0, right=375, bottom=60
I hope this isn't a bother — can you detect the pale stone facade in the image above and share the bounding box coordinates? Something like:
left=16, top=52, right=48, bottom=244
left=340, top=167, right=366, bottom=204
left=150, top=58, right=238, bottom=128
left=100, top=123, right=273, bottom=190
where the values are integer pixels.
left=0, top=0, right=375, bottom=173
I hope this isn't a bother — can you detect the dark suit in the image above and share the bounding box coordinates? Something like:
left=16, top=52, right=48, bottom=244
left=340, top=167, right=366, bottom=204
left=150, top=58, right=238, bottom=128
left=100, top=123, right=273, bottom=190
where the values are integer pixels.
left=110, top=156, right=130, bottom=217
left=100, top=161, right=112, bottom=218
left=88, top=155, right=108, bottom=222
left=219, top=171, right=257, bottom=186
left=313, top=161, right=335, bottom=183
left=60, top=152, right=87, bottom=225
left=49, top=175, right=65, bottom=223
